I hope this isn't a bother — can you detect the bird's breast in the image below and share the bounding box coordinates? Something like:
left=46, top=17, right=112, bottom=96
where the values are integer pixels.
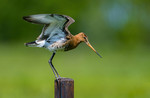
left=46, top=38, right=66, bottom=52
left=64, top=38, right=81, bottom=51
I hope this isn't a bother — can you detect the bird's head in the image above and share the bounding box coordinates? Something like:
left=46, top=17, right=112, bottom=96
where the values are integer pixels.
left=78, top=32, right=102, bottom=58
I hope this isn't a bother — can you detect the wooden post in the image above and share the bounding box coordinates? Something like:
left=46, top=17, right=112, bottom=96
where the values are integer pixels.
left=55, top=78, right=74, bottom=98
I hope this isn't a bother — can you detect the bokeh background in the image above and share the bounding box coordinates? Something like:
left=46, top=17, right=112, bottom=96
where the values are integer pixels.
left=0, top=0, right=150, bottom=98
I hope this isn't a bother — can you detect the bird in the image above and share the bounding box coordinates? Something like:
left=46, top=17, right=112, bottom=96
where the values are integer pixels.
left=23, top=14, right=102, bottom=79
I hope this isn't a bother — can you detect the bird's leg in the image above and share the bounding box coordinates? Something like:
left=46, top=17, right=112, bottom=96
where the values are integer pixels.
left=48, top=52, right=61, bottom=79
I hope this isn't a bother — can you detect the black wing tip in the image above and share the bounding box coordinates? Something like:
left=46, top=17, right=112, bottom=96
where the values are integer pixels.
left=24, top=41, right=36, bottom=47
left=63, top=15, right=75, bottom=22
left=22, top=16, right=33, bottom=23
left=23, top=16, right=29, bottom=20
left=24, top=43, right=28, bottom=47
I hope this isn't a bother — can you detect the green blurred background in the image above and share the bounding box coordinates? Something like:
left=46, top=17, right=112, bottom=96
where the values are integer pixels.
left=0, top=0, right=150, bottom=98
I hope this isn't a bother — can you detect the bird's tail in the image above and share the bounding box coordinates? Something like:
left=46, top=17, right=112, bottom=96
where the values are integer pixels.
left=24, top=41, right=37, bottom=47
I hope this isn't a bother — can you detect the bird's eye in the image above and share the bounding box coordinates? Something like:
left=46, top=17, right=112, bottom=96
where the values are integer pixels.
left=83, top=37, right=87, bottom=41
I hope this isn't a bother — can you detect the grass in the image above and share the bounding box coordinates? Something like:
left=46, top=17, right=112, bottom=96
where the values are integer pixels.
left=0, top=43, right=150, bottom=98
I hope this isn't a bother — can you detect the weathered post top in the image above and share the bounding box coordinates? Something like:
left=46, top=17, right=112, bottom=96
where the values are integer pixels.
left=55, top=78, right=74, bottom=98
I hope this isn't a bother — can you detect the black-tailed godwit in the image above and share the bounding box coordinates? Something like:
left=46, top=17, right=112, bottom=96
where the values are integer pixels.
left=23, top=14, right=102, bottom=78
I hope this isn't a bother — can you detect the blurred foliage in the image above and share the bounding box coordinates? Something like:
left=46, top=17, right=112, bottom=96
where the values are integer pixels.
left=0, top=0, right=150, bottom=98
left=0, top=0, right=150, bottom=47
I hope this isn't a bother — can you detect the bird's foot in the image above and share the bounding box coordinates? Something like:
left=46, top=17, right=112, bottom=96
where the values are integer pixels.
left=55, top=75, right=61, bottom=80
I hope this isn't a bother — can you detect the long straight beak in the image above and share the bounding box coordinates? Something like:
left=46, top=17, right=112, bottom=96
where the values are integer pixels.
left=85, top=42, right=102, bottom=58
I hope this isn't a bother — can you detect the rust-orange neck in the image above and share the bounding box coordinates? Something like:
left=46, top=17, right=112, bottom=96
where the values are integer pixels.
left=65, top=34, right=82, bottom=51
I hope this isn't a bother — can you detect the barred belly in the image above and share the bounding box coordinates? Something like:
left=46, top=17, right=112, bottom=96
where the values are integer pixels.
left=47, top=41, right=66, bottom=52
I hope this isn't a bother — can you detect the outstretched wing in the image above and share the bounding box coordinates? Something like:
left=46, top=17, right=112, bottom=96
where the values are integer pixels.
left=23, top=14, right=75, bottom=41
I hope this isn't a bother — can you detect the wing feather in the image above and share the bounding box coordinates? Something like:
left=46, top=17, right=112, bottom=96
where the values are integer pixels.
left=23, top=14, right=75, bottom=42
